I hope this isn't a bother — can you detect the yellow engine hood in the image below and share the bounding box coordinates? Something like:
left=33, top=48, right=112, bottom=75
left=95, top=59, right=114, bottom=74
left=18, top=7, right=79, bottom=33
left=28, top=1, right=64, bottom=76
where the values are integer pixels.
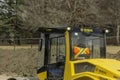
left=71, top=59, right=120, bottom=80
left=83, top=59, right=120, bottom=77
left=90, top=59, right=120, bottom=71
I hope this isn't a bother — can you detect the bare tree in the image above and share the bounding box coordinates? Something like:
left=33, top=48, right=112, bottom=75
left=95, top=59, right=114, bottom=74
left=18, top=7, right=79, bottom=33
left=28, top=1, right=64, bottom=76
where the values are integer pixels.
left=19, top=0, right=119, bottom=44
left=20, top=0, right=99, bottom=28
left=97, top=0, right=120, bottom=45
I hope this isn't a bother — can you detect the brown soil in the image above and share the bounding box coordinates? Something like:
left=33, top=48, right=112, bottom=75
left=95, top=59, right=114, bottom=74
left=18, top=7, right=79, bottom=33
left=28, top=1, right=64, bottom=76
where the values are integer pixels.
left=106, top=46, right=120, bottom=60
left=107, top=50, right=120, bottom=60
left=0, top=46, right=119, bottom=77
left=106, top=46, right=120, bottom=54
left=0, top=48, right=38, bottom=77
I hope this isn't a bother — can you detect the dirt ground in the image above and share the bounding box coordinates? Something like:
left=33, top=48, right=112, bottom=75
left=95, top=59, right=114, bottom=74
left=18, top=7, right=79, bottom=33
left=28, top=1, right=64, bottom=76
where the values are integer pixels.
left=106, top=46, right=120, bottom=60
left=0, top=74, right=12, bottom=80
left=0, top=45, right=119, bottom=79
left=106, top=45, right=120, bottom=54
left=0, top=48, right=38, bottom=77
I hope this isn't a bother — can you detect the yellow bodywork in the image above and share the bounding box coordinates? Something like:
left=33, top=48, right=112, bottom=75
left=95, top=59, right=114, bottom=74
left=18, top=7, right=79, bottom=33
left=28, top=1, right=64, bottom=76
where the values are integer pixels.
left=37, top=59, right=120, bottom=80
left=68, top=59, right=120, bottom=80
left=37, top=30, right=120, bottom=80
left=37, top=71, right=47, bottom=80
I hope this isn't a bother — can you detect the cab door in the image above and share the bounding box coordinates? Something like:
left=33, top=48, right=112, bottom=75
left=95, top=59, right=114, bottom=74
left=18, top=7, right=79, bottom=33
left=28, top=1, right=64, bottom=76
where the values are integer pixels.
left=47, top=34, right=66, bottom=80
left=37, top=33, right=66, bottom=80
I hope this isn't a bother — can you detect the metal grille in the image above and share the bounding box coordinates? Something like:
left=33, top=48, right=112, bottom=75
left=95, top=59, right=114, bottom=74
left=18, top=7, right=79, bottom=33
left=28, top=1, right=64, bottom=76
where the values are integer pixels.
left=74, top=62, right=95, bottom=74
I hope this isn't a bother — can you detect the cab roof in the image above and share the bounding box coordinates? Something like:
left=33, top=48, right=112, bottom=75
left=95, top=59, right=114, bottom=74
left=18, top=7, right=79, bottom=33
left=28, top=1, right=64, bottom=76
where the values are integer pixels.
left=37, top=27, right=66, bottom=33
left=36, top=27, right=106, bottom=34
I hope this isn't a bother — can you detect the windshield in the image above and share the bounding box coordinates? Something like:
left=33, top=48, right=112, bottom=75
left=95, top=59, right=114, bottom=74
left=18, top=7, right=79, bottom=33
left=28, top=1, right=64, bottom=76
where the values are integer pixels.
left=70, top=31, right=105, bottom=60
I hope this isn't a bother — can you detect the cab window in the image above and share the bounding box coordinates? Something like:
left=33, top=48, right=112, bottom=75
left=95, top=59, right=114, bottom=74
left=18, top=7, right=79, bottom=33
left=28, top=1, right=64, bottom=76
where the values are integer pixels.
left=49, top=34, right=65, bottom=64
left=70, top=31, right=104, bottom=60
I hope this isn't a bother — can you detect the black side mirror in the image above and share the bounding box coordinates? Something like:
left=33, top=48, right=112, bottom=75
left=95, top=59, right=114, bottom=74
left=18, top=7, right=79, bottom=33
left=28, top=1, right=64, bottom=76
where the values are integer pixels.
left=38, top=39, right=43, bottom=51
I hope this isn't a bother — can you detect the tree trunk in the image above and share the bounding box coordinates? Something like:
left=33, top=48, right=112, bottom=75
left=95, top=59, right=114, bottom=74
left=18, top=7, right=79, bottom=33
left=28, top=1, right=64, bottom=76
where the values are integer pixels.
left=116, top=25, right=120, bottom=45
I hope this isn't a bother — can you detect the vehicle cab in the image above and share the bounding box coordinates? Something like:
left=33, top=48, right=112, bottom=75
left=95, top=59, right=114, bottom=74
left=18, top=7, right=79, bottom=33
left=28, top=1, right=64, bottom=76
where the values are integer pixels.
left=37, top=26, right=117, bottom=80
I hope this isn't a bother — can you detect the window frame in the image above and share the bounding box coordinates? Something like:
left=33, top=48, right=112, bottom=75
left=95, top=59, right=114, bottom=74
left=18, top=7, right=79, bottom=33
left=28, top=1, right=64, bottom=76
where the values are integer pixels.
left=49, top=34, right=66, bottom=64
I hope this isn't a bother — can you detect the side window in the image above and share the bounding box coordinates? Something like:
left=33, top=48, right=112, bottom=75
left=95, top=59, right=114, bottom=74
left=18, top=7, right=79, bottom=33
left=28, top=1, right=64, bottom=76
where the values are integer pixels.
left=49, top=35, right=65, bottom=64
left=38, top=38, right=45, bottom=68
left=74, top=62, right=95, bottom=73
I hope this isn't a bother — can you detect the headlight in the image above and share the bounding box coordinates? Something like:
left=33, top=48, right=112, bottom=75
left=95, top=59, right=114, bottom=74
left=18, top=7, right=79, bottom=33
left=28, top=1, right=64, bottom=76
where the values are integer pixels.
left=105, top=29, right=109, bottom=33
left=67, top=27, right=71, bottom=31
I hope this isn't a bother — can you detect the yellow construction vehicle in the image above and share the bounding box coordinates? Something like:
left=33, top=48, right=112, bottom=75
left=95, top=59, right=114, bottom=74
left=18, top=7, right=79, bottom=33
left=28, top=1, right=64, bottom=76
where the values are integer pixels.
left=37, top=26, right=120, bottom=80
